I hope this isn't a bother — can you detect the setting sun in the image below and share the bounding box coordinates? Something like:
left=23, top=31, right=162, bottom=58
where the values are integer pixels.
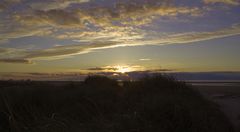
left=115, top=65, right=131, bottom=73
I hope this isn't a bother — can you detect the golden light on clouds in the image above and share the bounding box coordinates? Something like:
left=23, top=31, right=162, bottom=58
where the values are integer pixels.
left=86, top=65, right=145, bottom=73
left=114, top=65, right=132, bottom=74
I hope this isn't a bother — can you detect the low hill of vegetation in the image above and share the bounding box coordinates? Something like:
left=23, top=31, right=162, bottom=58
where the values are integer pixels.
left=0, top=75, right=234, bottom=132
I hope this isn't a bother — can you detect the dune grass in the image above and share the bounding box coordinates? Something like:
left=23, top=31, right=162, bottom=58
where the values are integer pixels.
left=0, top=75, right=235, bottom=132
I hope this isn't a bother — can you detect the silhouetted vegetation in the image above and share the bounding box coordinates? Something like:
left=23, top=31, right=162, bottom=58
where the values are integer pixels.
left=0, top=75, right=234, bottom=132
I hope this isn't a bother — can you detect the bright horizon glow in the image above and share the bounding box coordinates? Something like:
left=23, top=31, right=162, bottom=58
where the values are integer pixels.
left=115, top=65, right=132, bottom=74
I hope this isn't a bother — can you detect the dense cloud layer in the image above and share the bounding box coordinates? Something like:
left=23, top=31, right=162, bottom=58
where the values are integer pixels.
left=0, top=0, right=240, bottom=64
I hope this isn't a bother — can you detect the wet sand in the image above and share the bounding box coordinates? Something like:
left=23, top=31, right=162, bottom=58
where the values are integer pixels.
left=192, top=82, right=240, bottom=131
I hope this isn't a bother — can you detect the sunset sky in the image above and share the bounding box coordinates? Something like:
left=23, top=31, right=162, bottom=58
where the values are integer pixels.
left=0, top=0, right=240, bottom=80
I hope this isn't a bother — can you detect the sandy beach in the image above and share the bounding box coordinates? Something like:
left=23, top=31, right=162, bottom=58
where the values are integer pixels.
left=192, top=82, right=240, bottom=131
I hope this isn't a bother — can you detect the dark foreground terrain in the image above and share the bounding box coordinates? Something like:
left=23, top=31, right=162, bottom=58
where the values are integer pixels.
left=192, top=82, right=240, bottom=132
left=0, top=75, right=235, bottom=132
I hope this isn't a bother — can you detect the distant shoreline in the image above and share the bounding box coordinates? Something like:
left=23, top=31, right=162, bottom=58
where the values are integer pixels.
left=1, top=80, right=240, bottom=83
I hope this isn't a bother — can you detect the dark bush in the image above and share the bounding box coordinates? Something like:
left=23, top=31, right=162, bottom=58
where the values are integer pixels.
left=84, top=75, right=118, bottom=87
left=0, top=75, right=234, bottom=132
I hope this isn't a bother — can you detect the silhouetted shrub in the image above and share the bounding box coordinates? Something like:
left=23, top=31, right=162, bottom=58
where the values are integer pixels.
left=0, top=112, right=10, bottom=132
left=84, top=75, right=118, bottom=88
left=0, top=75, right=234, bottom=132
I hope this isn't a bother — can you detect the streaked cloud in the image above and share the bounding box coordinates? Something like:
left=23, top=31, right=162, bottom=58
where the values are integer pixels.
left=0, top=0, right=205, bottom=45
left=0, top=4, right=6, bottom=12
left=14, top=0, right=203, bottom=28
left=203, top=0, right=240, bottom=5
left=57, top=26, right=144, bottom=43
left=30, top=0, right=90, bottom=11
left=31, top=24, right=240, bottom=58
left=0, top=48, right=27, bottom=59
left=139, top=58, right=152, bottom=61
left=0, top=0, right=21, bottom=12
left=146, top=24, right=240, bottom=45
left=0, top=48, right=9, bottom=54
left=24, top=41, right=120, bottom=60
left=0, top=27, right=53, bottom=42
left=1, top=24, right=240, bottom=63
left=14, top=9, right=85, bottom=28
left=0, top=58, right=32, bottom=64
